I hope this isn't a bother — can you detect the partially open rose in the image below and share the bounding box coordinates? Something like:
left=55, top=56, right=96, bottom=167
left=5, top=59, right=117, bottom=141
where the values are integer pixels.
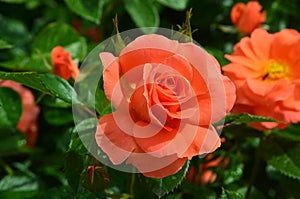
left=51, top=46, right=79, bottom=80
left=231, top=1, right=266, bottom=34
left=0, top=80, right=40, bottom=146
left=95, top=34, right=236, bottom=178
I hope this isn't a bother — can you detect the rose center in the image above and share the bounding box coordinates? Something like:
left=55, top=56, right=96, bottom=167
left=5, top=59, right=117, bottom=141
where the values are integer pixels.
left=262, top=60, right=290, bottom=81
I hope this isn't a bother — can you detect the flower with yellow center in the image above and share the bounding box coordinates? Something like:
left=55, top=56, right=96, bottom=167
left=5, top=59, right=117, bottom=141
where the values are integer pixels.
left=223, top=28, right=300, bottom=130
left=262, top=60, right=290, bottom=81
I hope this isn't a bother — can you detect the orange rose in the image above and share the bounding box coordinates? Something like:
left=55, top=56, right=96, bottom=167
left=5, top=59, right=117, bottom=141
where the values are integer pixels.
left=231, top=1, right=266, bottom=34
left=0, top=80, right=40, bottom=146
left=95, top=34, right=236, bottom=178
left=223, top=28, right=300, bottom=130
left=51, top=46, right=79, bottom=80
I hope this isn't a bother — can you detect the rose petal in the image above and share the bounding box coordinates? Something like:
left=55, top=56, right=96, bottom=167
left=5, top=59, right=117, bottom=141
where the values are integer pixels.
left=160, top=54, right=193, bottom=81
left=95, top=114, right=137, bottom=164
left=126, top=149, right=187, bottom=178
left=251, top=29, right=272, bottom=60
left=119, top=35, right=177, bottom=75
left=142, top=157, right=187, bottom=178
left=181, top=124, right=221, bottom=159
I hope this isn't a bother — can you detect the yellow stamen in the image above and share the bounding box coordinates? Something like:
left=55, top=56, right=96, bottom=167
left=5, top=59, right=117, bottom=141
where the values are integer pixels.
left=262, top=60, right=290, bottom=81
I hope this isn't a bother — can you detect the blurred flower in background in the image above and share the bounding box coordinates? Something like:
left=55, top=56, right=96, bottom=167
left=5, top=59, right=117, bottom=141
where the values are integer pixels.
left=186, top=153, right=230, bottom=185
left=231, top=1, right=266, bottom=34
left=0, top=80, right=40, bottom=147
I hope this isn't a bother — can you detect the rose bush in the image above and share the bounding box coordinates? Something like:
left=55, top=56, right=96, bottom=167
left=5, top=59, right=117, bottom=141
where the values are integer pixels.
left=95, top=34, right=236, bottom=178
left=231, top=1, right=266, bottom=34
left=0, top=80, right=40, bottom=146
left=223, top=28, right=300, bottom=130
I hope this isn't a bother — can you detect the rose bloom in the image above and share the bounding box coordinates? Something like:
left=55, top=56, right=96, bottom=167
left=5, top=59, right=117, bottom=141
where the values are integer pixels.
left=223, top=28, right=300, bottom=130
left=0, top=80, right=40, bottom=146
left=231, top=1, right=266, bottom=34
left=96, top=34, right=236, bottom=178
left=51, top=46, right=79, bottom=80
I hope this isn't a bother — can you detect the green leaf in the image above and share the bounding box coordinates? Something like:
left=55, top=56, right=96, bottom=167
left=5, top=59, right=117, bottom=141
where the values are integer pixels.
left=142, top=160, right=190, bottom=198
left=32, top=22, right=87, bottom=60
left=72, top=118, right=99, bottom=155
left=222, top=154, right=244, bottom=185
left=0, top=87, right=22, bottom=127
left=64, top=0, right=106, bottom=24
left=272, top=124, right=300, bottom=142
left=41, top=96, right=71, bottom=108
left=65, top=150, right=84, bottom=193
left=220, top=188, right=245, bottom=199
left=0, top=39, right=12, bottom=49
left=43, top=107, right=74, bottom=126
left=74, top=118, right=97, bottom=134
left=0, top=174, right=38, bottom=191
left=124, top=0, right=159, bottom=33
left=225, top=113, right=277, bottom=125
left=95, top=87, right=111, bottom=116
left=0, top=53, right=50, bottom=72
left=0, top=72, right=75, bottom=104
left=261, top=137, right=300, bottom=180
left=0, top=128, right=26, bottom=156
left=156, top=0, right=189, bottom=11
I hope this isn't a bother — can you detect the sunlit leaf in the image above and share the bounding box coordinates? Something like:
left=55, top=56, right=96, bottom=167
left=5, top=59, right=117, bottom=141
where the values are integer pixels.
left=0, top=72, right=76, bottom=104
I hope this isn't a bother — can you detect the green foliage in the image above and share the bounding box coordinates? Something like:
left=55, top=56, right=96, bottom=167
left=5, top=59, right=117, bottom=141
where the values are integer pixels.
left=65, top=150, right=84, bottom=193
left=0, top=72, right=75, bottom=103
left=225, top=113, right=277, bottom=125
left=1, top=0, right=300, bottom=198
left=0, top=39, right=12, bottom=49
left=220, top=188, right=244, bottom=199
left=156, top=0, right=189, bottom=11
left=0, top=54, right=51, bottom=72
left=0, top=0, right=27, bottom=3
left=32, top=22, right=87, bottom=60
left=0, top=87, right=22, bottom=127
left=261, top=137, right=300, bottom=180
left=124, top=0, right=159, bottom=33
left=141, top=160, right=190, bottom=198
left=64, top=0, right=107, bottom=25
